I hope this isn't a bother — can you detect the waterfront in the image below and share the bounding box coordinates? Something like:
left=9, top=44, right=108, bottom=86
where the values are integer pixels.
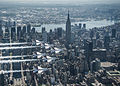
left=35, top=19, right=115, bottom=32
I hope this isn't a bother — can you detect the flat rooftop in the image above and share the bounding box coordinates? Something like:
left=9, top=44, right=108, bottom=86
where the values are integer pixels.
left=101, top=62, right=117, bottom=68
left=93, top=48, right=106, bottom=52
left=107, top=71, right=120, bottom=76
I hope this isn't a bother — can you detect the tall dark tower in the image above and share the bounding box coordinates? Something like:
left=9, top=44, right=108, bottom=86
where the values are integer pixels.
left=66, top=11, right=71, bottom=45
left=0, top=20, right=3, bottom=42
left=27, top=24, right=31, bottom=34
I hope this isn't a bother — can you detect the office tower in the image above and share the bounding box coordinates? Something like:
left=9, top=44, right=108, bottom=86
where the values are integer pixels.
left=88, top=42, right=93, bottom=52
left=96, top=40, right=103, bottom=48
left=66, top=11, right=71, bottom=45
left=5, top=21, right=11, bottom=27
left=13, top=62, right=22, bottom=78
left=3, top=27, right=10, bottom=43
left=17, top=26, right=21, bottom=40
left=48, top=29, right=53, bottom=44
left=31, top=27, right=35, bottom=34
left=92, top=38, right=96, bottom=49
left=112, top=29, right=116, bottom=38
left=50, top=29, right=52, bottom=33
left=96, top=32, right=100, bottom=39
left=90, top=30, right=94, bottom=39
left=71, top=32, right=75, bottom=43
left=79, top=23, right=82, bottom=29
left=27, top=24, right=31, bottom=34
left=8, top=20, right=11, bottom=27
left=54, top=28, right=57, bottom=38
left=42, top=27, right=45, bottom=33
left=42, top=31, right=47, bottom=42
left=0, top=21, right=3, bottom=42
left=104, top=32, right=110, bottom=50
left=70, top=64, right=75, bottom=76
left=118, top=61, right=120, bottom=70
left=11, top=27, right=16, bottom=41
left=84, top=40, right=93, bottom=70
left=31, top=27, right=36, bottom=39
left=13, top=21, right=16, bottom=26
left=57, top=27, right=62, bottom=39
left=88, top=42, right=93, bottom=70
left=0, top=20, right=2, bottom=30
left=0, top=73, right=4, bottom=86
left=75, top=24, right=77, bottom=27
left=83, top=24, right=86, bottom=29
left=42, top=28, right=47, bottom=42
left=22, top=25, right=27, bottom=35
left=90, top=58, right=100, bottom=72
left=19, top=25, right=26, bottom=41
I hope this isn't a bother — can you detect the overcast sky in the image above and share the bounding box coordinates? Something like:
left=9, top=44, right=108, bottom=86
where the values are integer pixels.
left=1, top=0, right=120, bottom=4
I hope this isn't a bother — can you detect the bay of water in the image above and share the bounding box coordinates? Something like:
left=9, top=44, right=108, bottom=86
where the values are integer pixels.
left=35, top=19, right=114, bottom=32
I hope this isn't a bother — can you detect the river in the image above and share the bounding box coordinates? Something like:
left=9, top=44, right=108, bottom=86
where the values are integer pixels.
left=35, top=19, right=115, bottom=32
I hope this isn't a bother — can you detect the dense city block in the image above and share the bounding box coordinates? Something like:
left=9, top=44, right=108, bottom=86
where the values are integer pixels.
left=0, top=1, right=120, bottom=86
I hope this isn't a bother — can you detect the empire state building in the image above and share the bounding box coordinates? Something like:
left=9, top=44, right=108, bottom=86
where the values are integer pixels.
left=66, top=11, right=71, bottom=45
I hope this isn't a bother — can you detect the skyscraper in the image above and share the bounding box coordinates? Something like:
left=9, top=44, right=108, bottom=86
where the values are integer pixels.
left=84, top=40, right=93, bottom=71
left=22, top=25, right=27, bottom=35
left=83, top=24, right=86, bottom=29
left=0, top=73, right=4, bottom=86
left=42, top=27, right=45, bottom=33
left=57, top=27, right=62, bottom=39
left=31, top=27, right=35, bottom=34
left=104, top=31, right=110, bottom=50
left=112, top=28, right=116, bottom=38
left=11, top=26, right=16, bottom=41
left=17, top=26, right=21, bottom=40
left=79, top=23, right=82, bottom=29
left=0, top=20, right=2, bottom=30
left=27, top=24, right=31, bottom=34
left=0, top=20, right=3, bottom=42
left=66, top=11, right=71, bottom=45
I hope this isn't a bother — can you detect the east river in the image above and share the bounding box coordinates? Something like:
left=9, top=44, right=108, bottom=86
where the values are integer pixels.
left=35, top=19, right=115, bottom=32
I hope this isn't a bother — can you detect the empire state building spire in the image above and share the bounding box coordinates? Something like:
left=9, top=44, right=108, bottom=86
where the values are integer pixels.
left=67, top=10, right=70, bottom=20
left=66, top=11, right=71, bottom=46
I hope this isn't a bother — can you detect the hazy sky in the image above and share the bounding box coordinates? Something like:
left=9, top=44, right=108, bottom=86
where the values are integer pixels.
left=1, top=0, right=120, bottom=4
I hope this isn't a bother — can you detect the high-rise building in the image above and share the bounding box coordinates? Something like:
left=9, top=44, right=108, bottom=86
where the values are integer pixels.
left=90, top=29, right=94, bottom=39
left=90, top=58, right=100, bottom=72
left=27, top=24, right=31, bottom=34
left=84, top=40, right=93, bottom=70
left=42, top=27, right=46, bottom=33
left=17, top=26, right=21, bottom=40
left=11, top=26, right=16, bottom=41
left=31, top=27, right=36, bottom=39
left=66, top=11, right=71, bottom=45
left=0, top=21, right=3, bottom=42
left=0, top=73, right=4, bottom=86
left=104, top=31, right=110, bottom=50
left=79, top=23, right=82, bottom=29
left=42, top=31, right=47, bottom=43
left=83, top=24, right=86, bottom=29
left=118, top=61, right=120, bottom=70
left=112, top=29, right=116, bottom=38
left=13, top=21, right=16, bottom=26
left=3, top=27, right=10, bottom=43
left=31, top=27, right=35, bottom=34
left=48, top=29, right=53, bottom=44
left=57, top=27, right=62, bottom=39
left=0, top=20, right=2, bottom=30
left=22, top=25, right=27, bottom=35
left=42, top=28, right=47, bottom=42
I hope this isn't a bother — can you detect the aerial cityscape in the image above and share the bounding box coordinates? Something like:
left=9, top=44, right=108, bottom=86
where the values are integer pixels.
left=0, top=0, right=120, bottom=86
